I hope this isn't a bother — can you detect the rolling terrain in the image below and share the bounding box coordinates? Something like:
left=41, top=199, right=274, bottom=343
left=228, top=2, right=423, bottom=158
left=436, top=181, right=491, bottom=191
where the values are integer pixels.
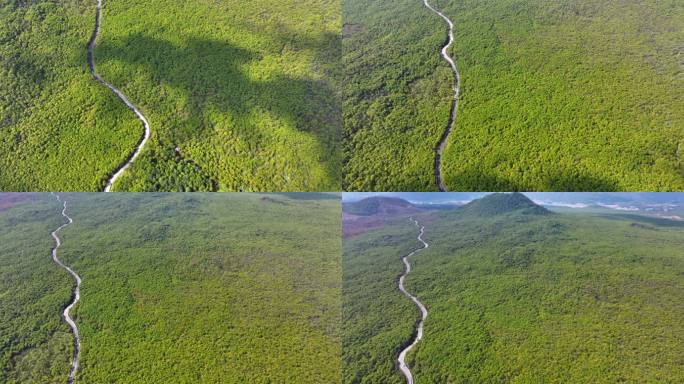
left=343, top=0, right=684, bottom=191
left=0, top=0, right=341, bottom=191
left=343, top=193, right=684, bottom=382
left=342, top=196, right=421, bottom=238
left=0, top=1, right=142, bottom=191
left=343, top=214, right=420, bottom=383
left=49, top=194, right=80, bottom=384
left=0, top=193, right=341, bottom=383
left=396, top=218, right=429, bottom=384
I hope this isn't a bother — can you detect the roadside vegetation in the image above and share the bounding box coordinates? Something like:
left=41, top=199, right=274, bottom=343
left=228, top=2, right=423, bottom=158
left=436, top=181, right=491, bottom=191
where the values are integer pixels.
left=343, top=217, right=421, bottom=383
left=343, top=0, right=684, bottom=191
left=343, top=0, right=449, bottom=191
left=97, top=0, right=341, bottom=191
left=440, top=0, right=684, bottom=191
left=0, top=0, right=341, bottom=191
left=0, top=194, right=73, bottom=384
left=344, top=194, right=684, bottom=382
left=0, top=193, right=341, bottom=383
left=0, top=1, right=141, bottom=191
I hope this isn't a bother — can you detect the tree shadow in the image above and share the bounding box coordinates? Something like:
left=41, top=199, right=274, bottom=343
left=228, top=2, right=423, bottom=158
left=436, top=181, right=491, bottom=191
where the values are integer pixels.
left=446, top=164, right=622, bottom=191
left=95, top=31, right=340, bottom=190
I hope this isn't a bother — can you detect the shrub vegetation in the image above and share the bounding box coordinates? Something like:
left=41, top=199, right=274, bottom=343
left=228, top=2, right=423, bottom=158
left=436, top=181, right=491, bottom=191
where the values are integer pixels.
left=0, top=195, right=73, bottom=384
left=344, top=197, right=684, bottom=382
left=0, top=0, right=341, bottom=191
left=343, top=0, right=684, bottom=191
left=0, top=193, right=341, bottom=383
left=0, top=1, right=141, bottom=191
left=343, top=0, right=449, bottom=191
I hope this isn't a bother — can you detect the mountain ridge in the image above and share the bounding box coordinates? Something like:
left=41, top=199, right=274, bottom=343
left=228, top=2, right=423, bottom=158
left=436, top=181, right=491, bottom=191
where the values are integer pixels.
left=343, top=197, right=420, bottom=216
left=458, top=193, right=550, bottom=217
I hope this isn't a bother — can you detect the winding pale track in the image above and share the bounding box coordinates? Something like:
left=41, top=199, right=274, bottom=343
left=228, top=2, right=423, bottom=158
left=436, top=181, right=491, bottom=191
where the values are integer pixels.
left=87, top=0, right=151, bottom=192
left=422, top=0, right=460, bottom=192
left=397, top=218, right=429, bottom=384
left=50, top=193, right=81, bottom=384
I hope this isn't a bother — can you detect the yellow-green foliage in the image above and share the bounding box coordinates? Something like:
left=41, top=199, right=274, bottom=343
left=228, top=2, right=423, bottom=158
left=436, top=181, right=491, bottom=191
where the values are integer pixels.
left=0, top=1, right=142, bottom=191
left=98, top=0, right=341, bottom=191
left=0, top=195, right=74, bottom=384
left=0, top=193, right=341, bottom=382
left=440, top=0, right=684, bottom=191
left=0, top=0, right=341, bottom=191
left=343, top=0, right=450, bottom=191
left=343, top=218, right=423, bottom=383
left=343, top=0, right=684, bottom=191
left=344, top=208, right=684, bottom=382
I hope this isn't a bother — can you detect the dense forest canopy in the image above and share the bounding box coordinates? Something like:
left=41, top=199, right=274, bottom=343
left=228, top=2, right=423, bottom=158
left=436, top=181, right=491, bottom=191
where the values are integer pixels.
left=0, top=193, right=341, bottom=383
left=0, top=0, right=341, bottom=191
left=343, top=196, right=684, bottom=382
left=343, top=0, right=684, bottom=191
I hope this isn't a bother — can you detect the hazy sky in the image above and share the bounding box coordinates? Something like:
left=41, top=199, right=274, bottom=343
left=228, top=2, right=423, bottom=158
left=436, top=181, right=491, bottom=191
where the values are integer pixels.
left=341, top=192, right=684, bottom=205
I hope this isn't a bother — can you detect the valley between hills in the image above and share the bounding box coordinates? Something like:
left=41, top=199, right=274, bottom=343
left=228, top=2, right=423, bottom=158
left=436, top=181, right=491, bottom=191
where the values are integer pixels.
left=1, top=192, right=683, bottom=383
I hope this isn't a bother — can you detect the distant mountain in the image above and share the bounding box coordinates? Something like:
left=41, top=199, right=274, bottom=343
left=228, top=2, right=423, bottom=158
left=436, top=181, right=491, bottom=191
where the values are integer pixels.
left=459, top=193, right=550, bottom=217
left=412, top=203, right=463, bottom=211
left=343, top=197, right=420, bottom=216
left=0, top=193, right=39, bottom=212
left=272, top=192, right=341, bottom=201
left=527, top=192, right=683, bottom=205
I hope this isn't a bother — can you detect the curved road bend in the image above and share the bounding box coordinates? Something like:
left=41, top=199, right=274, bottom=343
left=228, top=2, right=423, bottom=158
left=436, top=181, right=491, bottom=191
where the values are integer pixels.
left=397, top=218, right=429, bottom=384
left=50, top=193, right=82, bottom=384
left=87, top=0, right=151, bottom=192
left=422, top=0, right=461, bottom=192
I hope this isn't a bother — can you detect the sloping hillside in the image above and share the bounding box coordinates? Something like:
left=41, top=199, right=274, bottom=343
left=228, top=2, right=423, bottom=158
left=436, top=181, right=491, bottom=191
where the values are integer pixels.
left=1, top=193, right=341, bottom=383
left=458, top=192, right=550, bottom=217
left=343, top=197, right=420, bottom=216
left=344, top=194, right=684, bottom=382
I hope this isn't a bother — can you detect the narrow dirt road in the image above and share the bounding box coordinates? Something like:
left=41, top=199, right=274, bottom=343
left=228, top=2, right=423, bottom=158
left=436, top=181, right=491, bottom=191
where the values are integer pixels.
left=422, top=0, right=460, bottom=192
left=397, top=218, right=429, bottom=384
left=87, top=0, right=151, bottom=192
left=50, top=193, right=81, bottom=384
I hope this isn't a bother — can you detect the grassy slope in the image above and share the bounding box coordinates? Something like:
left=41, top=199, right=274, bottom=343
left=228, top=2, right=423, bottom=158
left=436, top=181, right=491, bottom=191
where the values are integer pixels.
left=96, top=0, right=341, bottom=191
left=344, top=210, right=684, bottom=382
left=439, top=0, right=684, bottom=191
left=343, top=0, right=451, bottom=191
left=0, top=195, right=73, bottom=384
left=1, top=193, right=341, bottom=383
left=0, top=1, right=141, bottom=191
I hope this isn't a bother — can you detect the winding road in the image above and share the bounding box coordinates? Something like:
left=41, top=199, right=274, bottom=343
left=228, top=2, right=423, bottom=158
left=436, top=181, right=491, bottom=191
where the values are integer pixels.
left=50, top=193, right=81, bottom=384
left=397, top=218, right=429, bottom=384
left=87, top=0, right=151, bottom=192
left=422, top=0, right=460, bottom=192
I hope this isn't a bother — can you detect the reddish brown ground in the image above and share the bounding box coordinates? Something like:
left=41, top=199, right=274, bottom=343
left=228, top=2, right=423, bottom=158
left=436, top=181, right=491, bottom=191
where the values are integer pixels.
left=343, top=212, right=430, bottom=239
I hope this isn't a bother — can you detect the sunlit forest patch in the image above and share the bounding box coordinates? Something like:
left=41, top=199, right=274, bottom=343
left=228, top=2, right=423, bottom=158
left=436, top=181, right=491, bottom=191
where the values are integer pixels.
left=343, top=0, right=684, bottom=191
left=0, top=0, right=341, bottom=191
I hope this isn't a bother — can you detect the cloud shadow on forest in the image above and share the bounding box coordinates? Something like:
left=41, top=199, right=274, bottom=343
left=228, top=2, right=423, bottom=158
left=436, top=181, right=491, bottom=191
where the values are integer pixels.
left=94, top=30, right=341, bottom=189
